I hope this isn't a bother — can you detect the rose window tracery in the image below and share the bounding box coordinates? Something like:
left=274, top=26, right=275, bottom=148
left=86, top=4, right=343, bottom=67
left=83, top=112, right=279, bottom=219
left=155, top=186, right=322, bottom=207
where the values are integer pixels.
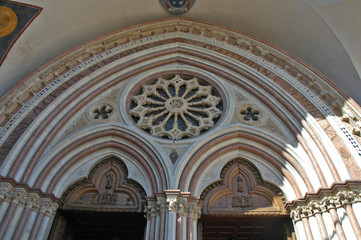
left=130, top=75, right=223, bottom=140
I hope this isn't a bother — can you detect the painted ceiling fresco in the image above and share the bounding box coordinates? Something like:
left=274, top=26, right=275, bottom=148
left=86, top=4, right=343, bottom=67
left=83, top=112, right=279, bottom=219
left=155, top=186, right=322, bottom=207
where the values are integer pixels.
left=0, top=0, right=41, bottom=67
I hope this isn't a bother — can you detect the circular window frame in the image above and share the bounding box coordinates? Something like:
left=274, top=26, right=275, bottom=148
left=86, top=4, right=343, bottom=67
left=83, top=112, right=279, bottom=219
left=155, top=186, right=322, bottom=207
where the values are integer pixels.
left=126, top=72, right=227, bottom=141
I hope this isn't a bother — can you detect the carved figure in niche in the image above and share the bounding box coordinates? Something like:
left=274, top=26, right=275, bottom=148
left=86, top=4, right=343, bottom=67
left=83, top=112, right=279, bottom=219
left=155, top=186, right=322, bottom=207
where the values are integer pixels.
left=237, top=175, right=244, bottom=192
left=105, top=171, right=114, bottom=189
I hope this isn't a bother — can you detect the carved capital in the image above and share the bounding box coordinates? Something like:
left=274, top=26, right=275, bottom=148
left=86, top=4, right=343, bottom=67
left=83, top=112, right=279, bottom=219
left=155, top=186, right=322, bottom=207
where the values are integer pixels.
left=39, top=198, right=59, bottom=218
left=25, top=193, right=41, bottom=211
left=144, top=193, right=201, bottom=220
left=286, top=183, right=361, bottom=222
left=11, top=188, right=27, bottom=206
left=156, top=197, right=167, bottom=213
left=166, top=194, right=180, bottom=213
left=184, top=201, right=201, bottom=220
left=0, top=182, right=13, bottom=202
left=144, top=199, right=158, bottom=220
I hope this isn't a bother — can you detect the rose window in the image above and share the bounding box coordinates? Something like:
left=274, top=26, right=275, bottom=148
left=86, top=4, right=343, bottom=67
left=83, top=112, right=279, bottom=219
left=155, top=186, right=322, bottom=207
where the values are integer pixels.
left=130, top=75, right=223, bottom=140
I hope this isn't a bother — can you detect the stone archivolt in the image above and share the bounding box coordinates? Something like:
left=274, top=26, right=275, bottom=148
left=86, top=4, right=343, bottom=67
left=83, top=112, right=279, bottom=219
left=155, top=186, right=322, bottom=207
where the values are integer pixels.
left=286, top=181, right=361, bottom=222
left=3, top=18, right=360, bottom=163
left=130, top=75, right=223, bottom=140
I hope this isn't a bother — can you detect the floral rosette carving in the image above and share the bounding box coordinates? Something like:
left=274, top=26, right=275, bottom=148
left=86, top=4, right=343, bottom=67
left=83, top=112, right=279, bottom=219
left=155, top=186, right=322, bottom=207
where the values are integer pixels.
left=130, top=75, right=223, bottom=140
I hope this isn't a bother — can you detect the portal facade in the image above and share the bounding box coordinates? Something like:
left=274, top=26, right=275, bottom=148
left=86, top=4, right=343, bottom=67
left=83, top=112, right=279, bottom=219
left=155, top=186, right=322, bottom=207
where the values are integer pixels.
left=0, top=18, right=361, bottom=239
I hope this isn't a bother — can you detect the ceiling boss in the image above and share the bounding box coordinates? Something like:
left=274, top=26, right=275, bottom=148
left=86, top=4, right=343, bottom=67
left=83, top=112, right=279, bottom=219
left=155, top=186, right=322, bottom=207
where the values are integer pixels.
left=160, top=0, right=195, bottom=14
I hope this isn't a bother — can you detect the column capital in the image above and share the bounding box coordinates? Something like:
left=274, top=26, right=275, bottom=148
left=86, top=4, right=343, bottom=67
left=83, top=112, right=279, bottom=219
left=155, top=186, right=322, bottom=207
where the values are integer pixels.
left=144, top=190, right=201, bottom=220
left=286, top=181, right=361, bottom=222
left=0, top=182, right=13, bottom=203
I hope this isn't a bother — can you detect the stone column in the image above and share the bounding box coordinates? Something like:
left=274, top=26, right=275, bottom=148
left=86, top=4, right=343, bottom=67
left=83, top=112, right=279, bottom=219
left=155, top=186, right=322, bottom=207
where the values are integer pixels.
left=144, top=190, right=201, bottom=240
left=144, top=197, right=158, bottom=240
left=0, top=187, right=27, bottom=238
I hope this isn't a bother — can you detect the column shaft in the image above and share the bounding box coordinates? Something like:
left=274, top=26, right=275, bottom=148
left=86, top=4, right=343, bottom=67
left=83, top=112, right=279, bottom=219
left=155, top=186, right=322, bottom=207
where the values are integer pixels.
left=344, top=204, right=361, bottom=238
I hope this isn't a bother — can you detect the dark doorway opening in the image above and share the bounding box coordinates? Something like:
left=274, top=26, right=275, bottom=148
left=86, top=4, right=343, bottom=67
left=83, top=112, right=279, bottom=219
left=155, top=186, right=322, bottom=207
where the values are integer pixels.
left=201, top=215, right=295, bottom=240
left=49, top=210, right=146, bottom=240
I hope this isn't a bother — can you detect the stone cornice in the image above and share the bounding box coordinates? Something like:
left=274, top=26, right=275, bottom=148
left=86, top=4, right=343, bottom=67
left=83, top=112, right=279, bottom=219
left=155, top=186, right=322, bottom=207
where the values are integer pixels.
left=285, top=180, right=361, bottom=222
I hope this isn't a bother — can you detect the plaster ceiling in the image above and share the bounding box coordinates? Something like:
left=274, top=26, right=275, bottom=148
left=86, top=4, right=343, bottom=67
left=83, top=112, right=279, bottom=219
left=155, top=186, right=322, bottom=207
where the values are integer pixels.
left=1, top=0, right=360, bottom=104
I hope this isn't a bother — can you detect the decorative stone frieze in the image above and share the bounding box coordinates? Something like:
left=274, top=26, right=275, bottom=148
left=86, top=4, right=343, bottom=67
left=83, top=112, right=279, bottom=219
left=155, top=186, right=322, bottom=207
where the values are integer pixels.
left=144, top=192, right=201, bottom=220
left=286, top=181, right=361, bottom=222
left=0, top=179, right=61, bottom=217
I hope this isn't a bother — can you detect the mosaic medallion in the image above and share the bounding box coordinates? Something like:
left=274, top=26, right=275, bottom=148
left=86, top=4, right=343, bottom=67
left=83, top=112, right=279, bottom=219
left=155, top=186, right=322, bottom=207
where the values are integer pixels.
left=130, top=75, right=223, bottom=140
left=160, top=0, right=196, bottom=15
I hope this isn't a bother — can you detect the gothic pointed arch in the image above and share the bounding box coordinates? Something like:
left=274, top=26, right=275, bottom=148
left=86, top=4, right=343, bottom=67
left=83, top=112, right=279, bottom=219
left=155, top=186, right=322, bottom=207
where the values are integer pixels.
left=200, top=159, right=286, bottom=216
left=0, top=17, right=360, bottom=239
left=61, top=157, right=146, bottom=212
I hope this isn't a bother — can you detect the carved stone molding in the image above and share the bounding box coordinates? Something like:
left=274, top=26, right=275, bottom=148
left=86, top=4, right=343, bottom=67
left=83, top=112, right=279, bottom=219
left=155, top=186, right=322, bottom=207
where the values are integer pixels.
left=285, top=181, right=361, bottom=222
left=342, top=109, right=361, bottom=137
left=144, top=191, right=201, bottom=220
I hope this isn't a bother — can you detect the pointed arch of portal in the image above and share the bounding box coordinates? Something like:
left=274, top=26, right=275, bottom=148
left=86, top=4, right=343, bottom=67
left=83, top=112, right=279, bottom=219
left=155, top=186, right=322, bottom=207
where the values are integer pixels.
left=0, top=17, right=360, bottom=240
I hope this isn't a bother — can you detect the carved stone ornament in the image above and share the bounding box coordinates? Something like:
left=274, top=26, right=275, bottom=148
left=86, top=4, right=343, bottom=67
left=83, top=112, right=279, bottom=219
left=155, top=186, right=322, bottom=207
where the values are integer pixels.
left=286, top=182, right=361, bottom=222
left=87, top=103, right=114, bottom=122
left=342, top=109, right=361, bottom=136
left=130, top=75, right=223, bottom=140
left=144, top=194, right=201, bottom=220
left=160, top=0, right=196, bottom=15
left=61, top=158, right=146, bottom=213
left=236, top=102, right=267, bottom=126
left=0, top=182, right=60, bottom=217
left=200, top=159, right=286, bottom=216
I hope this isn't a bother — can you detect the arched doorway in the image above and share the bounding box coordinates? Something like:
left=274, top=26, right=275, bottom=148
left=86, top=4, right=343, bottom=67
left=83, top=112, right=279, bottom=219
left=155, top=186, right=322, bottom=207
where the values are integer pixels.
left=48, top=158, right=147, bottom=240
left=199, top=159, right=295, bottom=240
